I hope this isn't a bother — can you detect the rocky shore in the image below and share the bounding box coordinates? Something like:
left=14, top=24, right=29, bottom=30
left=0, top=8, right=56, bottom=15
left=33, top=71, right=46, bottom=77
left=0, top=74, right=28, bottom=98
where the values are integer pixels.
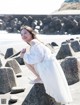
left=0, top=36, right=80, bottom=105
left=0, top=14, right=80, bottom=35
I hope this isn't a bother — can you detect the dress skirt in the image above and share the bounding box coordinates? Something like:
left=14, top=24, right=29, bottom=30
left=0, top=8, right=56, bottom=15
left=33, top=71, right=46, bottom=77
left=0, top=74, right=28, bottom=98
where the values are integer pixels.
left=34, top=55, right=72, bottom=104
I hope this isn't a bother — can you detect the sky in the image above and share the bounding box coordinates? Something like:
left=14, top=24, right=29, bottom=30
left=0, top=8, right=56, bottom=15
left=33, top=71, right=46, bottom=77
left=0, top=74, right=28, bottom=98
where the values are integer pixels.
left=0, top=0, right=64, bottom=14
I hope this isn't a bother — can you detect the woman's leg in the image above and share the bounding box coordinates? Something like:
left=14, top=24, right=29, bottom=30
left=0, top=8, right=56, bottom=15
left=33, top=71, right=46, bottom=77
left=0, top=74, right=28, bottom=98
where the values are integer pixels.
left=25, top=63, right=39, bottom=77
left=25, top=63, right=42, bottom=83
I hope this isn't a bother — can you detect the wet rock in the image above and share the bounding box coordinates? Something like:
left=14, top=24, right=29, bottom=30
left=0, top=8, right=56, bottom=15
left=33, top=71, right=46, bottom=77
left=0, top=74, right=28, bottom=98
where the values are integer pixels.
left=22, top=83, right=61, bottom=105
left=4, top=48, right=17, bottom=59
left=70, top=40, right=80, bottom=52
left=5, top=59, right=22, bottom=74
left=56, top=44, right=72, bottom=60
left=0, top=67, right=17, bottom=94
left=61, top=57, right=79, bottom=85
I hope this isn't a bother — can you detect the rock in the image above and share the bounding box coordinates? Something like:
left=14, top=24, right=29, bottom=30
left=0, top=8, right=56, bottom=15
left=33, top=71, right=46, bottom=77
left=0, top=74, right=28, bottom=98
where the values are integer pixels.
left=56, top=44, right=72, bottom=60
left=61, top=39, right=73, bottom=44
left=6, top=27, right=13, bottom=33
left=5, top=59, right=22, bottom=74
left=46, top=43, right=54, bottom=53
left=0, top=67, right=17, bottom=94
left=0, top=59, right=2, bottom=67
left=77, top=58, right=80, bottom=80
left=0, top=19, right=6, bottom=30
left=61, top=57, right=79, bottom=85
left=4, top=48, right=17, bottom=59
left=22, top=83, right=61, bottom=105
left=59, top=2, right=80, bottom=11
left=16, top=73, right=22, bottom=78
left=65, top=0, right=79, bottom=2
left=70, top=40, right=80, bottom=52
left=61, top=41, right=68, bottom=44
left=15, top=56, right=25, bottom=65
left=51, top=42, right=58, bottom=46
left=8, top=95, right=18, bottom=104
left=10, top=87, right=25, bottom=94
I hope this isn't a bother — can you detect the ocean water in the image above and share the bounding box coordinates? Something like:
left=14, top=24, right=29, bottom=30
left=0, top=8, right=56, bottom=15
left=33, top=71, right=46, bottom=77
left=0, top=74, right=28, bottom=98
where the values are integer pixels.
left=0, top=30, right=80, bottom=53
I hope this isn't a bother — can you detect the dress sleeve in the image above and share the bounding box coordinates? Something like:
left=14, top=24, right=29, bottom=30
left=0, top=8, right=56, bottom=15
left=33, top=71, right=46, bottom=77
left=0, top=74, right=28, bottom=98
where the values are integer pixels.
left=23, top=44, right=45, bottom=64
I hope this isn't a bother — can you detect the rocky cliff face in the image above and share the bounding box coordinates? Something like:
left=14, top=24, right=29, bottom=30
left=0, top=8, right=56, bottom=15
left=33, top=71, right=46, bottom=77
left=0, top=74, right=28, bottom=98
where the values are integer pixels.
left=59, top=0, right=80, bottom=10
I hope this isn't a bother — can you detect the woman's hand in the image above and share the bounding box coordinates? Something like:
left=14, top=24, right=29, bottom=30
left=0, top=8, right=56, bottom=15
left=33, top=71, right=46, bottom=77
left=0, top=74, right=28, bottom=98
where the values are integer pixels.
left=20, top=48, right=26, bottom=58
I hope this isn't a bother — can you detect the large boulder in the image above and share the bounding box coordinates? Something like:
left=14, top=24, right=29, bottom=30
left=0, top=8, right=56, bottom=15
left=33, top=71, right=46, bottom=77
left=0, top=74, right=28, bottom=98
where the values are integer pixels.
left=70, top=40, right=80, bottom=52
left=0, top=67, right=17, bottom=94
left=61, top=57, right=79, bottom=85
left=22, top=83, right=61, bottom=105
left=4, top=48, right=17, bottom=59
left=5, top=59, right=22, bottom=74
left=56, top=44, right=72, bottom=60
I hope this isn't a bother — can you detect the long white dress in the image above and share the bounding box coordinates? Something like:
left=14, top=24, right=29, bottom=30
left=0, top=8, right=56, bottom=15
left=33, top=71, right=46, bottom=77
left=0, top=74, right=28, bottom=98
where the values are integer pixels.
left=23, top=39, right=72, bottom=104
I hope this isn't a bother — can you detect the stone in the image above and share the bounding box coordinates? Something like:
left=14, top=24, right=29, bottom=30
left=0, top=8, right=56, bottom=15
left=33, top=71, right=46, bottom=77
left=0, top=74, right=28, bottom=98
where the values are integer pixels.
left=5, top=59, right=22, bottom=74
left=22, top=83, right=61, bottom=105
left=51, top=42, right=58, bottom=46
left=0, top=59, right=2, bottom=67
left=4, top=48, right=17, bottom=59
left=10, top=87, right=25, bottom=94
left=15, top=56, right=25, bottom=65
left=8, top=95, right=18, bottom=104
left=9, top=51, right=21, bottom=58
left=70, top=40, right=80, bottom=52
left=77, top=58, right=80, bottom=80
left=16, top=73, right=22, bottom=78
left=0, top=67, right=17, bottom=94
left=61, top=57, right=79, bottom=85
left=56, top=43, right=72, bottom=60
left=46, top=43, right=54, bottom=53
left=6, top=27, right=13, bottom=33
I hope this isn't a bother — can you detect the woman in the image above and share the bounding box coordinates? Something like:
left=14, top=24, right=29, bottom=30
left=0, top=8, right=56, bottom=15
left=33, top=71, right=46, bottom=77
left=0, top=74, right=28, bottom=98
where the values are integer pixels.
left=20, top=25, right=72, bottom=105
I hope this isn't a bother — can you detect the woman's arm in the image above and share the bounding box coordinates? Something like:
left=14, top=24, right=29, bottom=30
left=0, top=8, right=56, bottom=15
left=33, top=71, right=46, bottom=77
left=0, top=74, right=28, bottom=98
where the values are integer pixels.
left=20, top=50, right=40, bottom=78
left=23, top=44, right=45, bottom=64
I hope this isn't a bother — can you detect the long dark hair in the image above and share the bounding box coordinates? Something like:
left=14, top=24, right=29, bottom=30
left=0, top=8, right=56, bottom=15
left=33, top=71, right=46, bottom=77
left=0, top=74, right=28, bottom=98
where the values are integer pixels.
left=20, top=25, right=37, bottom=39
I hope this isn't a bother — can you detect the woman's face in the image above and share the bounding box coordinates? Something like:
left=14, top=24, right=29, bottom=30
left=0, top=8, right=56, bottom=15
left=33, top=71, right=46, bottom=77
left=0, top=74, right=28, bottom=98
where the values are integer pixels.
left=21, top=28, right=33, bottom=43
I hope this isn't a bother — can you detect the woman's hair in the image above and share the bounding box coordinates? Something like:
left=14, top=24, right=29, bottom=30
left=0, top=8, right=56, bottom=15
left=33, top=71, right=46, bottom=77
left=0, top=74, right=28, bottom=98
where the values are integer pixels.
left=20, top=25, right=37, bottom=39
left=20, top=25, right=44, bottom=45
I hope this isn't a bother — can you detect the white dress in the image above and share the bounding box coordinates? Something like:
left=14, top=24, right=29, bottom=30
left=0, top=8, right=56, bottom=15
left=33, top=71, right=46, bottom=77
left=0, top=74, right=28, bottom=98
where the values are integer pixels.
left=23, top=39, right=72, bottom=104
